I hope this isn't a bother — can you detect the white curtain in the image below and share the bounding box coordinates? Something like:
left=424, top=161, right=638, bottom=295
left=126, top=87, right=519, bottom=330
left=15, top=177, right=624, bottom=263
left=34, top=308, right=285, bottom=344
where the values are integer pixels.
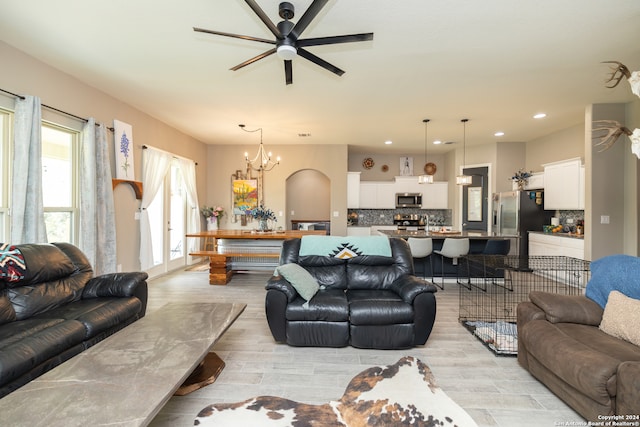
left=139, top=147, right=172, bottom=271
left=79, top=119, right=116, bottom=275
left=177, top=157, right=200, bottom=258
left=11, top=95, right=47, bottom=243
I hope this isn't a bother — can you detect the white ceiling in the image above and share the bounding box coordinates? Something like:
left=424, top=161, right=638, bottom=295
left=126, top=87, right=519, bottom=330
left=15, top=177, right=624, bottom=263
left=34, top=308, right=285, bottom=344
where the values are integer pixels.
left=1, top=0, right=639, bottom=154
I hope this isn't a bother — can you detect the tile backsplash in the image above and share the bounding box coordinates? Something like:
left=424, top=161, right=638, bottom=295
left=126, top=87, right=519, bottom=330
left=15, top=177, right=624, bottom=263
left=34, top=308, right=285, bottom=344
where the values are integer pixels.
left=348, top=209, right=452, bottom=227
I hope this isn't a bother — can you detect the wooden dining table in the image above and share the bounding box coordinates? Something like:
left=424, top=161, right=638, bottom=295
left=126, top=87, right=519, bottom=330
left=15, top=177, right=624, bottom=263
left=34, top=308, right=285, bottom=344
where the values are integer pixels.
left=186, top=229, right=326, bottom=284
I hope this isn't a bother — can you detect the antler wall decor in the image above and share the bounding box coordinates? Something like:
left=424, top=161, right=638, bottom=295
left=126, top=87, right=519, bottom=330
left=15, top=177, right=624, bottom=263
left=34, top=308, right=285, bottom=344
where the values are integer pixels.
left=602, top=61, right=640, bottom=98
left=593, top=61, right=640, bottom=158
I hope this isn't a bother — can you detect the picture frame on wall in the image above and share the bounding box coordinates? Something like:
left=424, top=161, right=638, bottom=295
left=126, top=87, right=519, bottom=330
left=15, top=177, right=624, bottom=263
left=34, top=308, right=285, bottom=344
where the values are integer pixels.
left=400, top=156, right=413, bottom=176
left=114, top=120, right=135, bottom=180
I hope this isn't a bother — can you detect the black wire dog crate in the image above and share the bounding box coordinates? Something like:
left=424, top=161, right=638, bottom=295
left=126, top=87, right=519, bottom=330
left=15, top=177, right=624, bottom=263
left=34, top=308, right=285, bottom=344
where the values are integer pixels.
left=458, top=255, right=591, bottom=356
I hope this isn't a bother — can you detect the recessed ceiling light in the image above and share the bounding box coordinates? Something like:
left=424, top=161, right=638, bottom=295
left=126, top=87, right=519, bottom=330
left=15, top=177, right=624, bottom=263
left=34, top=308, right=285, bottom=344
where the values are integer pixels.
left=433, top=140, right=442, bottom=145
left=533, top=113, right=547, bottom=119
left=384, top=140, right=393, bottom=145
left=495, top=131, right=505, bottom=137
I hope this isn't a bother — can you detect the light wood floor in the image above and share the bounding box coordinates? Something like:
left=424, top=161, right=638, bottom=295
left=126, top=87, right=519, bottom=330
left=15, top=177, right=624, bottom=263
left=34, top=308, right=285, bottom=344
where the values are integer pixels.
left=147, top=266, right=584, bottom=427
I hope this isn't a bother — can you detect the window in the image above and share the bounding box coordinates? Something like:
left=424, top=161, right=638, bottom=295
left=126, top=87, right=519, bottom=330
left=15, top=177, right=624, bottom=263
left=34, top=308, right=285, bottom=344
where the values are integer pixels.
left=41, top=123, right=79, bottom=244
left=0, top=109, right=10, bottom=241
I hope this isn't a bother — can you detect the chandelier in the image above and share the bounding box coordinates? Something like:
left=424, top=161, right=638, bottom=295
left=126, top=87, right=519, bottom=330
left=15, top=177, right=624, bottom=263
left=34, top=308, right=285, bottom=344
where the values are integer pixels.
left=456, top=119, right=473, bottom=186
left=240, top=124, right=280, bottom=172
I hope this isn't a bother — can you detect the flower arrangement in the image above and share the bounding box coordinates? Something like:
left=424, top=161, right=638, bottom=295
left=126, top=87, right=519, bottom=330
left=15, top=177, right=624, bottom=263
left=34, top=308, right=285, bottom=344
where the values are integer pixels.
left=201, top=205, right=224, bottom=221
left=511, top=169, right=532, bottom=189
left=246, top=204, right=277, bottom=222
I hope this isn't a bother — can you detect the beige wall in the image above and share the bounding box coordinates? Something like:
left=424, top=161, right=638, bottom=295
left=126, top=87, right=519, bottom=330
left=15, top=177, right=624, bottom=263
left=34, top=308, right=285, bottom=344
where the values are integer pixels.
left=525, top=124, right=584, bottom=171
left=205, top=144, right=348, bottom=235
left=495, top=141, right=526, bottom=193
left=0, top=41, right=208, bottom=271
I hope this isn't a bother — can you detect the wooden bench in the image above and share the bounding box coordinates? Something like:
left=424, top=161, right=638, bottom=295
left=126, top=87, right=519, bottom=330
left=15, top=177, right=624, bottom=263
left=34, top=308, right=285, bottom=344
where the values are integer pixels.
left=190, top=251, right=280, bottom=285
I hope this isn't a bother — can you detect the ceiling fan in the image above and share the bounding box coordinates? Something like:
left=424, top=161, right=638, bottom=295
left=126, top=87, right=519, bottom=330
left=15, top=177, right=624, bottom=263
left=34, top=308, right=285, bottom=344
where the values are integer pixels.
left=193, top=0, right=374, bottom=85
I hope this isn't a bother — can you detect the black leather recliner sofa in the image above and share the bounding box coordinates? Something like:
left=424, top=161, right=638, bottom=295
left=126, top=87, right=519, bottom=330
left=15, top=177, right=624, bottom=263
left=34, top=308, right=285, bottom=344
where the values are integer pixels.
left=265, top=237, right=437, bottom=349
left=0, top=243, right=148, bottom=397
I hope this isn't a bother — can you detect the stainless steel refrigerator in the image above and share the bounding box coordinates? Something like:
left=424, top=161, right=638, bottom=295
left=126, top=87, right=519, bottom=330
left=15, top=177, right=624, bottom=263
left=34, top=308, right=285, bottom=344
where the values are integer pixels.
left=491, top=190, right=554, bottom=259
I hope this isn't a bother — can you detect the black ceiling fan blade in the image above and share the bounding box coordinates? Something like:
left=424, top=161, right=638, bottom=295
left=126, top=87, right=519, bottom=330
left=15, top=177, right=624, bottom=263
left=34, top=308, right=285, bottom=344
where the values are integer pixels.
left=193, top=27, right=274, bottom=45
left=298, top=32, right=374, bottom=47
left=291, top=0, right=329, bottom=39
left=297, top=48, right=345, bottom=77
left=284, top=60, right=293, bottom=85
left=244, top=0, right=283, bottom=39
left=230, top=48, right=277, bottom=71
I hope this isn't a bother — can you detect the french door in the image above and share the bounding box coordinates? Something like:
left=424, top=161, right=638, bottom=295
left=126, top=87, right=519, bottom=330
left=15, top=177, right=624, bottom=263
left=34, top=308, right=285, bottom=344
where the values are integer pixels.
left=146, top=160, right=187, bottom=278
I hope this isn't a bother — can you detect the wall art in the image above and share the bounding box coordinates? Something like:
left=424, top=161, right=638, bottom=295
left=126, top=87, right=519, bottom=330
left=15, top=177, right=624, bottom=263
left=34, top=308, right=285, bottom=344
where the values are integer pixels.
left=113, top=120, right=135, bottom=180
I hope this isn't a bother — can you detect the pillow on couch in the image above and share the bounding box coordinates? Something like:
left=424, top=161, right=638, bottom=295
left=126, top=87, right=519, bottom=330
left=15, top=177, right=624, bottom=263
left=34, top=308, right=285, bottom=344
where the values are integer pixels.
left=599, top=290, right=640, bottom=347
left=275, top=263, right=319, bottom=302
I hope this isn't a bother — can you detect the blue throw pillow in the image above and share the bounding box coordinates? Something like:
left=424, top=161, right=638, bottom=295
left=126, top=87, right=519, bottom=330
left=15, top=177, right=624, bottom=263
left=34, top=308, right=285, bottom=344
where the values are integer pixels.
left=585, top=254, right=640, bottom=308
left=275, top=263, right=319, bottom=302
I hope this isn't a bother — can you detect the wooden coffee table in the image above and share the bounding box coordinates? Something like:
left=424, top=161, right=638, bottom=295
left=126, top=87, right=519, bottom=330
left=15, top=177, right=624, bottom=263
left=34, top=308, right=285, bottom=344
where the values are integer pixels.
left=0, top=302, right=246, bottom=426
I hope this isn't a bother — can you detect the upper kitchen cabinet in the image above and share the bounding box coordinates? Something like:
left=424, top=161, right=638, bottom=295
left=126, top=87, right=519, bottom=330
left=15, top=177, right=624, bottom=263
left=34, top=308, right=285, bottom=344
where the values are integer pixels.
left=543, top=158, right=585, bottom=210
left=376, top=182, right=397, bottom=208
left=422, top=182, right=448, bottom=209
left=347, top=172, right=361, bottom=208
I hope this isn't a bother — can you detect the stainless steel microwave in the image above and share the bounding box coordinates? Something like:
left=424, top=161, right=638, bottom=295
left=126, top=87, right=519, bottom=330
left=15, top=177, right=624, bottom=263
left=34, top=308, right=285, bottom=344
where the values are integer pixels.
left=396, top=193, right=422, bottom=208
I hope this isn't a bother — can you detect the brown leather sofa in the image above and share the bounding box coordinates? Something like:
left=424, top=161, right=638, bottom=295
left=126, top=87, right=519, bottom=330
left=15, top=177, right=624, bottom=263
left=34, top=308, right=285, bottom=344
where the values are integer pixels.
left=517, top=291, right=640, bottom=421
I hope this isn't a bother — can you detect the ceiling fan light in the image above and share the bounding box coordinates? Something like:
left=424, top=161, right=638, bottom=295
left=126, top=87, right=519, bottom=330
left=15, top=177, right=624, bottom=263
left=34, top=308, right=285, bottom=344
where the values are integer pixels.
left=277, top=45, right=297, bottom=60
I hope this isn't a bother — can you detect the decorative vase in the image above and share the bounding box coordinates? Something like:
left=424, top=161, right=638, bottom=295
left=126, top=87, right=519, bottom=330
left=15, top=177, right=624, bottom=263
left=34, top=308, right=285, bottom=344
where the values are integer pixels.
left=258, top=219, right=268, bottom=232
left=207, top=217, right=218, bottom=231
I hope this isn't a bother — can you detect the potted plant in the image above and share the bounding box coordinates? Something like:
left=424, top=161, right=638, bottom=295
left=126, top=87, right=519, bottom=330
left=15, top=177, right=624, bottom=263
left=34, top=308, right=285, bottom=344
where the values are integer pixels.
left=201, top=205, right=224, bottom=230
left=246, top=204, right=277, bottom=232
left=511, top=169, right=532, bottom=190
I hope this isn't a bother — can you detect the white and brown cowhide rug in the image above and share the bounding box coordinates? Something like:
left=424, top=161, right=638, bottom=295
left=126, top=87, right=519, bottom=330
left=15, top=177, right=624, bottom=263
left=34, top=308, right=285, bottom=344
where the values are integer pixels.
left=194, top=356, right=478, bottom=427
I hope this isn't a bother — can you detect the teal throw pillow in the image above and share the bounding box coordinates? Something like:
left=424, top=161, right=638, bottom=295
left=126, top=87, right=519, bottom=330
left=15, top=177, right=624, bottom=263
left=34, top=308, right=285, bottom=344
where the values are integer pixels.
left=276, top=263, right=319, bottom=302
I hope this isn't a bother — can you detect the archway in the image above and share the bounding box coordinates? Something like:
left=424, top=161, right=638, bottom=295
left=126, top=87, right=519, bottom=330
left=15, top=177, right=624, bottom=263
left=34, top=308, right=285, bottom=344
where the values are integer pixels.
left=286, top=169, right=331, bottom=231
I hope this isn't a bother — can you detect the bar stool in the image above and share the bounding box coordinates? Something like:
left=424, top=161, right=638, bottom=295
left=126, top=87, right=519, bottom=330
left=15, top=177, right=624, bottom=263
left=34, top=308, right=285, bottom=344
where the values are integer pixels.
left=433, top=238, right=469, bottom=289
left=407, top=238, right=433, bottom=281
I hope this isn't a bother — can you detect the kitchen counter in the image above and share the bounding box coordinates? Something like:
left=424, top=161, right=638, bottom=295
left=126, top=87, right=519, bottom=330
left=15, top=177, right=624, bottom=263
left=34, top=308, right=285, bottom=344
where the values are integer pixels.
left=378, top=230, right=516, bottom=240
left=529, top=231, right=584, bottom=240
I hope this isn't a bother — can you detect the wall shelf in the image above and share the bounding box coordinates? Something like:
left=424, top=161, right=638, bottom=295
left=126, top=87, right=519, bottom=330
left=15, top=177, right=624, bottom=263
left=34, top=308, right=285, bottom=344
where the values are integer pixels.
left=112, top=179, right=143, bottom=200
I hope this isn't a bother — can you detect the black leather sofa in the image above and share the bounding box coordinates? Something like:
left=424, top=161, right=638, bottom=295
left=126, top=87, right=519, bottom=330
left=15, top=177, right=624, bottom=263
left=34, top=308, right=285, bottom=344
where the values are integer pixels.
left=0, top=243, right=148, bottom=397
left=265, top=237, right=437, bottom=349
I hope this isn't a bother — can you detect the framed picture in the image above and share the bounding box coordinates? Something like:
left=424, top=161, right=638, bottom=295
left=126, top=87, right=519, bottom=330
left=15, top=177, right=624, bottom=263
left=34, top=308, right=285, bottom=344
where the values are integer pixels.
left=113, top=120, right=135, bottom=180
left=232, top=179, right=258, bottom=215
left=467, top=186, right=483, bottom=222
left=400, top=156, right=413, bottom=176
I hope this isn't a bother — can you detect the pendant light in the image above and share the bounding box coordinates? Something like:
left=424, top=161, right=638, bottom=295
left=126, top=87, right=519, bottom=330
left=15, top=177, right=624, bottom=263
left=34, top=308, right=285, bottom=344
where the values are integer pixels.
left=418, top=118, right=433, bottom=184
left=456, top=118, right=473, bottom=185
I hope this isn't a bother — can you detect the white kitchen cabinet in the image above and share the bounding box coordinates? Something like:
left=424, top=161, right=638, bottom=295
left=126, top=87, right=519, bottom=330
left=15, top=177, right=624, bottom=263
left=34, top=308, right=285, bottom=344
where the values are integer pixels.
left=347, top=172, right=361, bottom=208
left=359, top=182, right=378, bottom=208
left=543, top=158, right=584, bottom=210
left=529, top=232, right=586, bottom=285
left=376, top=183, right=396, bottom=209
left=422, top=182, right=448, bottom=209
left=529, top=232, right=585, bottom=259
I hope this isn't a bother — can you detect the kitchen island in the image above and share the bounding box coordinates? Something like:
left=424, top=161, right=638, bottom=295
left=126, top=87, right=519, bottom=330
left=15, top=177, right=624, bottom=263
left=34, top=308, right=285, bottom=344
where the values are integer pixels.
left=377, top=229, right=517, bottom=280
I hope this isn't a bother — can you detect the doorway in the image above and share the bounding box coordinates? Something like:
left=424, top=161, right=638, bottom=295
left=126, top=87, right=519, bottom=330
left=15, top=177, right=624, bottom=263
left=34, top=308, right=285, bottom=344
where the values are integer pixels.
left=146, top=160, right=188, bottom=278
left=462, top=166, right=489, bottom=231
left=286, top=169, right=330, bottom=230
